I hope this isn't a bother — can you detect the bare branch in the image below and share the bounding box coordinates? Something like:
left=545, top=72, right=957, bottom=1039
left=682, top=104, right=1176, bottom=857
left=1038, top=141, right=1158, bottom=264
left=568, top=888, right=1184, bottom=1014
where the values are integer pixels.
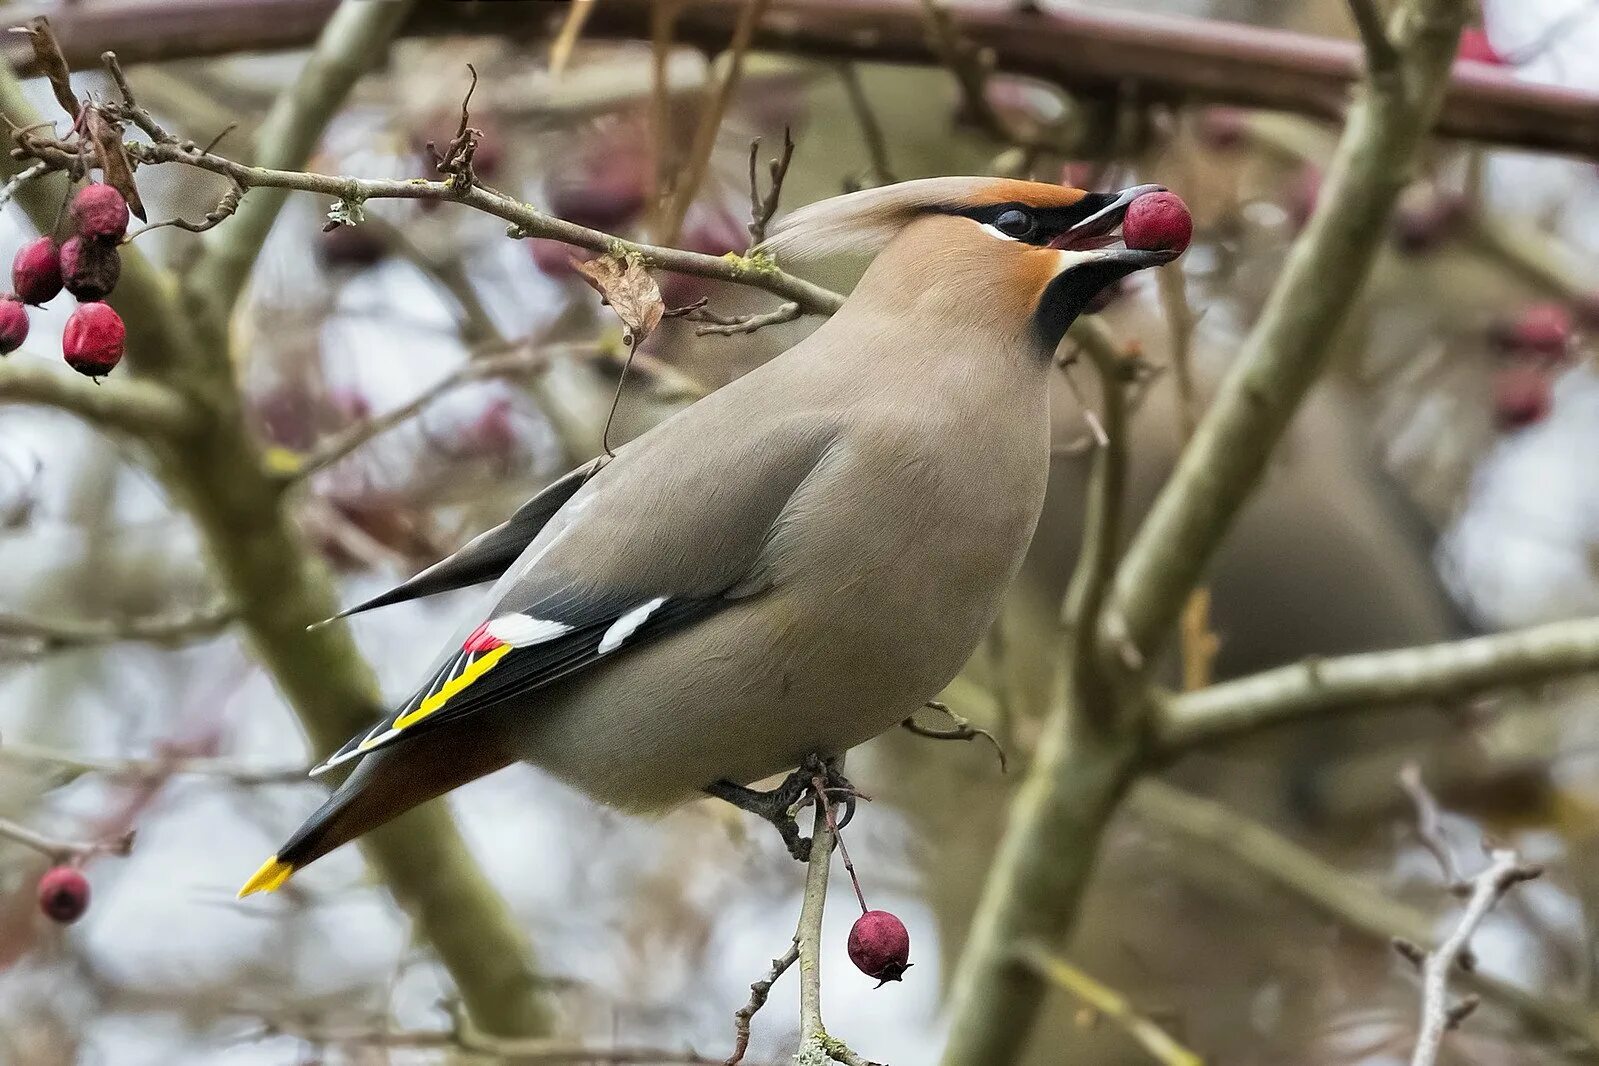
left=1406, top=847, right=1541, bottom=1065
left=902, top=700, right=1008, bottom=772
left=1132, top=781, right=1595, bottom=1054
left=0, top=740, right=307, bottom=787
left=0, top=158, right=47, bottom=208
left=280, top=346, right=550, bottom=483
left=1158, top=615, right=1599, bottom=752
left=248, top=1019, right=727, bottom=1064
left=0, top=358, right=196, bottom=438
left=1015, top=945, right=1204, bottom=1066
left=688, top=302, right=801, bottom=337
left=1398, top=761, right=1463, bottom=890
left=658, top=0, right=773, bottom=244
left=835, top=64, right=896, bottom=186
left=1346, top=0, right=1400, bottom=77
left=0, top=817, right=132, bottom=866
left=0, top=601, right=232, bottom=658
left=745, top=129, right=795, bottom=249
left=123, top=179, right=243, bottom=240
left=725, top=941, right=799, bottom=1066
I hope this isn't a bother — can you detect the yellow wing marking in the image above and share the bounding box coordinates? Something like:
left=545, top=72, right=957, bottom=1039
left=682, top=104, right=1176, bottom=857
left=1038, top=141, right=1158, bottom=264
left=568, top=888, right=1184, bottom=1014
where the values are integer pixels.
left=382, top=643, right=513, bottom=738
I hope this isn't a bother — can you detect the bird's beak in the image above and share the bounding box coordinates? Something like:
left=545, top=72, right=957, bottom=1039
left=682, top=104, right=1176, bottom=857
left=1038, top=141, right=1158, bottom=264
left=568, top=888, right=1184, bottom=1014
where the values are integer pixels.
left=1050, top=183, right=1179, bottom=268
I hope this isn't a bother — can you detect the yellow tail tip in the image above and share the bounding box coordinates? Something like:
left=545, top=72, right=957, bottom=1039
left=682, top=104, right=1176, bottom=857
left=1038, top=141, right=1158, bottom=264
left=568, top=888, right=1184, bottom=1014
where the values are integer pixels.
left=238, top=856, right=296, bottom=898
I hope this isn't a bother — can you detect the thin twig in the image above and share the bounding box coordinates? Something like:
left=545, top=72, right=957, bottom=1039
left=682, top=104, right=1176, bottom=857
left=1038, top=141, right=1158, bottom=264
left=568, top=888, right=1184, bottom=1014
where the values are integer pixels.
left=0, top=817, right=133, bottom=865
left=1405, top=848, right=1541, bottom=1066
left=0, top=740, right=306, bottom=787
left=725, top=941, right=799, bottom=1066
left=1346, top=0, right=1400, bottom=77
left=1131, top=781, right=1599, bottom=1054
left=251, top=1019, right=726, bottom=1064
left=901, top=701, right=1007, bottom=771
left=123, top=180, right=243, bottom=240
left=1016, top=945, right=1205, bottom=1066
left=1398, top=762, right=1464, bottom=890
left=0, top=158, right=47, bottom=208
left=689, top=302, right=801, bottom=337
left=745, top=128, right=794, bottom=250
left=659, top=0, right=772, bottom=244
left=835, top=64, right=896, bottom=186
left=0, top=601, right=232, bottom=658
left=280, top=346, right=549, bottom=482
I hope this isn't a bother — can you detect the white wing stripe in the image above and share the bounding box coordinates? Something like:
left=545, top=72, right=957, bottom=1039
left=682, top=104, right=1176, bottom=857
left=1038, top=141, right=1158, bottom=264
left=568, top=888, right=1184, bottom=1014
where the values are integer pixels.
left=599, top=597, right=667, bottom=655
left=486, top=614, right=574, bottom=646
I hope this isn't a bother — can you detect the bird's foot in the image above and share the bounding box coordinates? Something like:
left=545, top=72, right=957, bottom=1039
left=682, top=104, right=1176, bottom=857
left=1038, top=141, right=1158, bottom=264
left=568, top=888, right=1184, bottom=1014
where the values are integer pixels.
left=706, top=755, right=864, bottom=862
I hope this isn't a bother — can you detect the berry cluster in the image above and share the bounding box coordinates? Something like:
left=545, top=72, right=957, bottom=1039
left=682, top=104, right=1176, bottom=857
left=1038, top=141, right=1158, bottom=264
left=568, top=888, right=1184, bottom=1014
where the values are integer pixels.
left=3, top=183, right=130, bottom=377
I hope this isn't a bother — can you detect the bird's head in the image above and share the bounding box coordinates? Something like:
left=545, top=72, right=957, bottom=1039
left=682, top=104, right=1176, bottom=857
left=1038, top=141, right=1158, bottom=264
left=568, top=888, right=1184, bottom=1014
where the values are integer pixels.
left=763, top=177, right=1181, bottom=352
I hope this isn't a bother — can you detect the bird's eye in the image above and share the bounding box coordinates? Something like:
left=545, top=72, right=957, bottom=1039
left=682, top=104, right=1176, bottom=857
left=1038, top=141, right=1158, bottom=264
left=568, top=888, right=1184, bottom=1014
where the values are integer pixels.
left=994, top=209, right=1038, bottom=240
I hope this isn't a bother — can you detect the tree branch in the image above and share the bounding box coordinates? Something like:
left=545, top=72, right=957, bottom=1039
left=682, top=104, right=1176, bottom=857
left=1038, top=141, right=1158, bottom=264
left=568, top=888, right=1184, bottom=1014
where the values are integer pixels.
left=0, top=358, right=196, bottom=438
left=1157, top=615, right=1599, bottom=752
left=1105, top=0, right=1469, bottom=667
left=277, top=346, right=551, bottom=483
left=1015, top=945, right=1204, bottom=1066
left=0, top=817, right=133, bottom=866
left=1131, top=780, right=1599, bottom=1055
left=0, top=740, right=307, bottom=787
left=1346, top=0, right=1400, bottom=78
left=0, top=601, right=232, bottom=658
left=195, top=0, right=417, bottom=315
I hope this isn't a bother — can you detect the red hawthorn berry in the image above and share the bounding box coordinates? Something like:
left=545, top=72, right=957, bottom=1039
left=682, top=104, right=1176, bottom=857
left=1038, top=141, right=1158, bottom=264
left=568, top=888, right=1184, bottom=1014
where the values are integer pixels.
left=848, top=909, right=911, bottom=986
left=1457, top=27, right=1506, bottom=67
left=1196, top=106, right=1249, bottom=151
left=37, top=865, right=90, bottom=924
left=1490, top=303, right=1572, bottom=361
left=62, top=301, right=126, bottom=377
left=12, top=236, right=63, bottom=305
left=0, top=296, right=29, bottom=355
left=1493, top=363, right=1553, bottom=430
left=69, top=183, right=130, bottom=242
left=60, top=236, right=122, bottom=302
left=529, top=238, right=594, bottom=279
left=1392, top=191, right=1467, bottom=254
left=317, top=224, right=389, bottom=268
left=1122, top=191, right=1193, bottom=255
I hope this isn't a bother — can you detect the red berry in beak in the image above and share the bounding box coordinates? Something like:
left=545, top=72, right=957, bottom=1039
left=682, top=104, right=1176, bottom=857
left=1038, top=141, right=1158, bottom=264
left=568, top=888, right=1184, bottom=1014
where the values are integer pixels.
left=60, top=236, right=122, bottom=302
left=12, top=237, right=63, bottom=305
left=38, top=866, right=90, bottom=924
left=1490, top=302, right=1571, bottom=363
left=69, top=183, right=130, bottom=242
left=63, top=302, right=126, bottom=377
left=0, top=296, right=29, bottom=354
left=848, top=909, right=911, bottom=985
left=1121, top=191, right=1192, bottom=255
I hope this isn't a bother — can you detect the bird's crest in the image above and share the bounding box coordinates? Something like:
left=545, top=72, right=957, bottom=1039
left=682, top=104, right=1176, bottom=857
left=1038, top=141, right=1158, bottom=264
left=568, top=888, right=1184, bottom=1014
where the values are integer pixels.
left=760, top=177, right=1089, bottom=260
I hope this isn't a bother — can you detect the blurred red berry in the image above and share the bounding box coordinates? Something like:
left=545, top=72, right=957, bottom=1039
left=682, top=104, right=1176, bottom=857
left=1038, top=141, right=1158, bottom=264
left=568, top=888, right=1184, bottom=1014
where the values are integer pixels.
left=658, top=210, right=747, bottom=307
left=1058, top=161, right=1099, bottom=191
left=60, top=236, right=122, bottom=302
left=1457, top=27, right=1506, bottom=67
left=848, top=909, right=911, bottom=985
left=62, top=302, right=126, bottom=377
left=1285, top=163, right=1323, bottom=232
left=1493, top=363, right=1553, bottom=430
left=0, top=296, right=29, bottom=354
left=38, top=866, right=90, bottom=924
left=69, top=183, right=130, bottom=242
left=1123, top=191, right=1193, bottom=255
left=1490, top=302, right=1572, bottom=361
left=1392, top=190, right=1467, bottom=255
left=12, top=237, right=63, bottom=305
left=1196, top=106, right=1249, bottom=151
left=318, top=224, right=388, bottom=268
left=529, top=238, right=593, bottom=279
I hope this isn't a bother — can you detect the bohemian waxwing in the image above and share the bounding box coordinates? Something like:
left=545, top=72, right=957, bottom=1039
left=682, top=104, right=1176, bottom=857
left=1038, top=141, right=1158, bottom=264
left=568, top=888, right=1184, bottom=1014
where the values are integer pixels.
left=241, top=177, right=1181, bottom=896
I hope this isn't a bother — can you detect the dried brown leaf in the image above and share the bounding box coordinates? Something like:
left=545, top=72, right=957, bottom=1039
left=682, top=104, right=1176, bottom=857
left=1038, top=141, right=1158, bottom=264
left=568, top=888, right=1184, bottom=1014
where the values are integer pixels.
left=574, top=254, right=665, bottom=345
left=15, top=16, right=79, bottom=121
left=85, top=106, right=146, bottom=221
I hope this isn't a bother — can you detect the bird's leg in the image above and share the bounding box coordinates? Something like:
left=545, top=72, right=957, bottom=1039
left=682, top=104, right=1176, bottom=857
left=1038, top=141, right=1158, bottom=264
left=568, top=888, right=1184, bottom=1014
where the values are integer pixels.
left=705, top=755, right=865, bottom=862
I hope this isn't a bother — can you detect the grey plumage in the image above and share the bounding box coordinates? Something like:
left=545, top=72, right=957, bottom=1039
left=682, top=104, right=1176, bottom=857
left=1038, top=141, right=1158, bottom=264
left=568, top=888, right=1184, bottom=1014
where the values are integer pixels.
left=245, top=177, right=1180, bottom=893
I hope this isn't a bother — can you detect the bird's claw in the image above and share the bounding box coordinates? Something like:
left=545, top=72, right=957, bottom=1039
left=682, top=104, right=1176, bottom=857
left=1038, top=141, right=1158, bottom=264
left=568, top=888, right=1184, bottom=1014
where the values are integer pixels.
left=705, top=755, right=865, bottom=862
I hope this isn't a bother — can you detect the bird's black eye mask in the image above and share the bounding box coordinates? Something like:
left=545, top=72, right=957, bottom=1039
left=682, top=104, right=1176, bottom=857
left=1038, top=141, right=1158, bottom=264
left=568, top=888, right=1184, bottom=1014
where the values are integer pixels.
left=945, top=193, right=1125, bottom=248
